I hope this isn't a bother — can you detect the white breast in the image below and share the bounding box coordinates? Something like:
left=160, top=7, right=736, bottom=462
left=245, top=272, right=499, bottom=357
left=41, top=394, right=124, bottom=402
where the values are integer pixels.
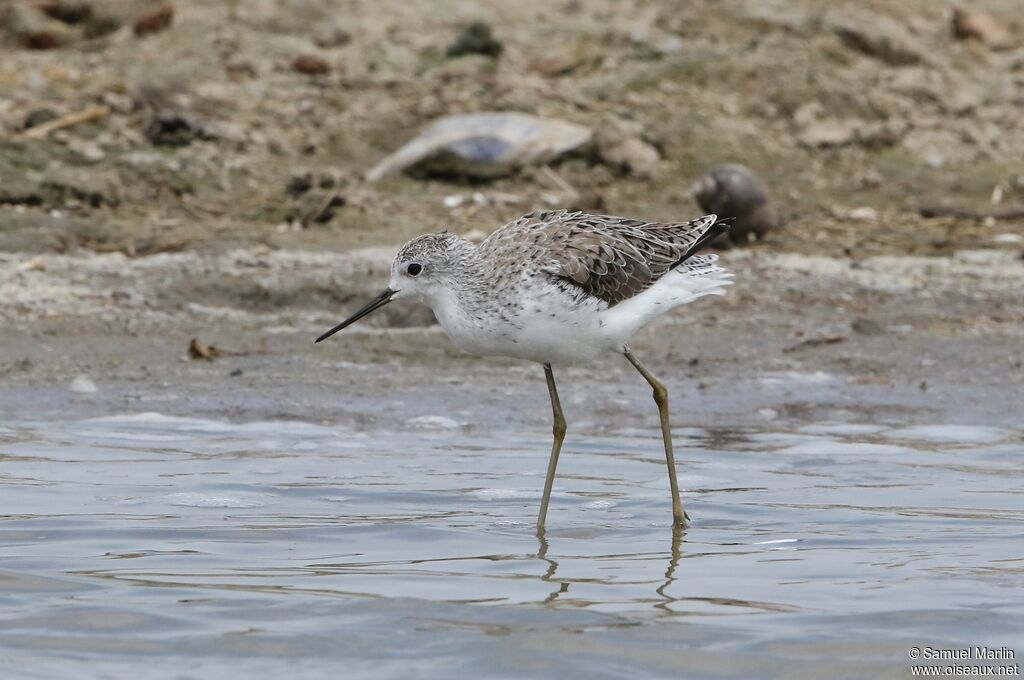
left=427, top=256, right=732, bottom=365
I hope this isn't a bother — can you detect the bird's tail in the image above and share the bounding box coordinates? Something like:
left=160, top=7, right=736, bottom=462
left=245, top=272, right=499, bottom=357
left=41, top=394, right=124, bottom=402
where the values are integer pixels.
left=676, top=254, right=734, bottom=298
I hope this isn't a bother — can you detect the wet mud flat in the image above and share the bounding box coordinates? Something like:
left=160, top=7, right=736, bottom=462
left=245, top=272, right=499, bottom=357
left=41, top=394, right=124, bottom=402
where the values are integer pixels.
left=0, top=242, right=1021, bottom=428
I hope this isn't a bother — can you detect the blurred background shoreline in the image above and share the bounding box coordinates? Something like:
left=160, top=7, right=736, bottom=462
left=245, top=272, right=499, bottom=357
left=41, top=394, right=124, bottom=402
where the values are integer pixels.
left=1, top=0, right=1021, bottom=424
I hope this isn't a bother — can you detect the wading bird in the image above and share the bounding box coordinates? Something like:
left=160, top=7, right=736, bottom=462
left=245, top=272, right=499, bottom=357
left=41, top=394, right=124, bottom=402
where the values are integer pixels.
left=316, top=210, right=731, bottom=531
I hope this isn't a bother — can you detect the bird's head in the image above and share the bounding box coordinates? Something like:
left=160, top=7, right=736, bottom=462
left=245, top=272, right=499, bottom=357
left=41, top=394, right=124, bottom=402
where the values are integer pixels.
left=315, top=231, right=475, bottom=343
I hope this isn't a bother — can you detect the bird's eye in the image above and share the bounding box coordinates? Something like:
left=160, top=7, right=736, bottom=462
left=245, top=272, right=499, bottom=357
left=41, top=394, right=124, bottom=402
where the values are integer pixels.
left=407, top=263, right=422, bottom=276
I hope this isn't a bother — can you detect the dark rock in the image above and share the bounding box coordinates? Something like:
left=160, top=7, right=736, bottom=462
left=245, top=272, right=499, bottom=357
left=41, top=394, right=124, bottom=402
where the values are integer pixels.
left=851, top=317, right=886, bottom=335
left=285, top=172, right=313, bottom=197
left=292, top=190, right=346, bottom=225
left=39, top=1, right=93, bottom=25
left=292, top=54, right=331, bottom=75
left=4, top=2, right=72, bottom=49
left=133, top=4, right=173, bottom=38
left=23, top=108, right=59, bottom=130
left=144, top=114, right=209, bottom=147
left=23, top=31, right=62, bottom=49
left=446, top=22, right=503, bottom=58
left=692, top=163, right=777, bottom=246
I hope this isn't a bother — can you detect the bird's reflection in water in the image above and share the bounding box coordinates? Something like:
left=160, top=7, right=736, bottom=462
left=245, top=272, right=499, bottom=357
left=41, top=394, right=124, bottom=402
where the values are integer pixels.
left=655, top=527, right=683, bottom=613
left=535, top=527, right=685, bottom=608
left=536, top=530, right=569, bottom=604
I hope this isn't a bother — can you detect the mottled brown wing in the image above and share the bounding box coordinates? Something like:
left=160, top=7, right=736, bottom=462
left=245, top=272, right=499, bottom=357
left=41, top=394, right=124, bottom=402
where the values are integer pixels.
left=486, top=210, right=727, bottom=305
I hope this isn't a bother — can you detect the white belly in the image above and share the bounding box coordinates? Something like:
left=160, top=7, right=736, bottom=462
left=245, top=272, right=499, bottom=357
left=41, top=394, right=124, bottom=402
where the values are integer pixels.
left=438, top=298, right=617, bottom=365
left=428, top=260, right=732, bottom=365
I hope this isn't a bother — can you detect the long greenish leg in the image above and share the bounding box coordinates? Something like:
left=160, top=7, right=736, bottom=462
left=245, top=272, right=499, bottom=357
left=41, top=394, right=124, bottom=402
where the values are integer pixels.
left=623, top=346, right=690, bottom=529
left=537, top=364, right=566, bottom=533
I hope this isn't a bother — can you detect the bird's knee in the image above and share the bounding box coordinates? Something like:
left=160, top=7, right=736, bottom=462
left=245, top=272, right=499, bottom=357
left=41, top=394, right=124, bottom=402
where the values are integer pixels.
left=652, top=384, right=668, bottom=406
left=553, top=416, right=567, bottom=438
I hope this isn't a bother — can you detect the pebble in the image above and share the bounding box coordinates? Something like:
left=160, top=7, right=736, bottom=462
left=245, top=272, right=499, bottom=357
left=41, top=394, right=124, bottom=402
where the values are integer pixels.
left=69, top=375, right=98, bottom=394
left=406, top=415, right=462, bottom=430
left=827, top=10, right=926, bottom=66
left=443, top=194, right=464, bottom=209
left=692, top=163, right=777, bottom=246
left=446, top=22, right=503, bottom=58
left=952, top=7, right=1015, bottom=51
left=593, top=116, right=661, bottom=179
left=67, top=138, right=105, bottom=161
left=993, top=233, right=1023, bottom=244
left=846, top=206, right=878, bottom=222
left=133, top=4, right=174, bottom=37
left=145, top=114, right=207, bottom=147
left=292, top=54, right=331, bottom=75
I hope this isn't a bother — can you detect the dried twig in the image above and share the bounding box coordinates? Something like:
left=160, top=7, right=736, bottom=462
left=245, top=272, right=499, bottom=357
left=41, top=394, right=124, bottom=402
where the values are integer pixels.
left=188, top=337, right=265, bottom=361
left=539, top=165, right=580, bottom=202
left=919, top=204, right=1024, bottom=221
left=300, top=187, right=343, bottom=227
left=21, top=105, right=110, bottom=140
left=783, top=335, right=847, bottom=353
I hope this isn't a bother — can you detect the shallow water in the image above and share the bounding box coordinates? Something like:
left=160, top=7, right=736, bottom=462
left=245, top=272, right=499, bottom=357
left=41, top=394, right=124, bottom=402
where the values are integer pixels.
left=1, top=414, right=1022, bottom=678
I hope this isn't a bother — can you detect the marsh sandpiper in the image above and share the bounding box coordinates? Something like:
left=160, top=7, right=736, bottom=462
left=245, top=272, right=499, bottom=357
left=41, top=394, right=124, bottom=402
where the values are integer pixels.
left=316, top=210, right=733, bottom=531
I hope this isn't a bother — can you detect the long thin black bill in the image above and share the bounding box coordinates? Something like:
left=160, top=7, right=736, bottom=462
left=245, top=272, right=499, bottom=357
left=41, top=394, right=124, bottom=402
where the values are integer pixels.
left=315, top=288, right=395, bottom=343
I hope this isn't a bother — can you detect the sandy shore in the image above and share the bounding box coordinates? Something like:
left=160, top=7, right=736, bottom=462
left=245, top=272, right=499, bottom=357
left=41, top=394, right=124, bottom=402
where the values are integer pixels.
left=2, top=245, right=1020, bottom=429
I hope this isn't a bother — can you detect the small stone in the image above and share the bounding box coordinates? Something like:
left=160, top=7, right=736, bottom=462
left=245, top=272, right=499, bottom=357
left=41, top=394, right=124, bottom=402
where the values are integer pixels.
left=101, top=91, right=135, bottom=114
left=828, top=10, right=926, bottom=66
left=593, top=116, right=661, bottom=179
left=314, top=27, right=352, bottom=49
left=656, top=36, right=684, bottom=55
left=847, top=206, right=878, bottom=222
left=23, top=108, right=58, bottom=129
left=285, top=172, right=313, bottom=197
left=851, top=317, right=885, bottom=335
left=443, top=194, right=464, bottom=209
left=292, top=54, right=331, bottom=75
left=792, top=102, right=824, bottom=128
left=530, top=51, right=585, bottom=77
left=5, top=2, right=73, bottom=49
left=952, top=7, right=1015, bottom=51
left=797, top=119, right=860, bottom=148
left=67, top=138, right=105, bottom=161
left=69, top=375, right=98, bottom=394
left=39, top=1, right=93, bottom=25
left=993, top=233, right=1023, bottom=244
left=692, top=163, right=777, bottom=246
left=446, top=22, right=503, bottom=58
left=406, top=415, right=462, bottom=430
left=144, top=114, right=207, bottom=147
left=857, top=120, right=908, bottom=149
left=133, top=4, right=173, bottom=37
